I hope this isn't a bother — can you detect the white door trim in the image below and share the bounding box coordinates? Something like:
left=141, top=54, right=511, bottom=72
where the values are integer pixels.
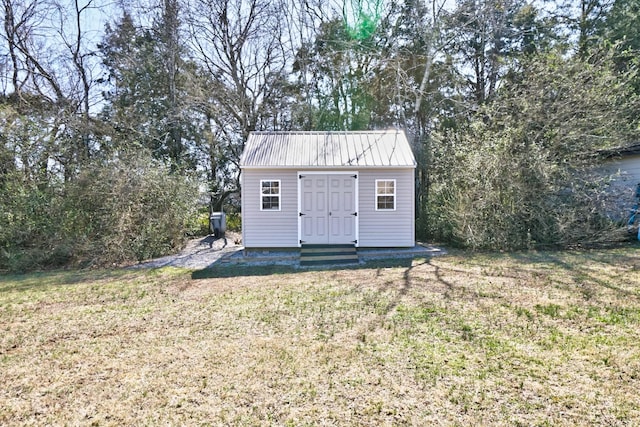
left=297, top=171, right=359, bottom=247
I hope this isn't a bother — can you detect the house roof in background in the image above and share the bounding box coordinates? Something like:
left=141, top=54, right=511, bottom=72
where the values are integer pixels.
left=618, top=143, right=640, bottom=156
left=240, top=130, right=416, bottom=169
left=599, top=143, right=640, bottom=159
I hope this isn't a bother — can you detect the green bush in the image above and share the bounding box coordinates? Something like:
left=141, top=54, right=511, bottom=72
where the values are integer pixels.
left=421, top=51, right=638, bottom=250
left=226, top=212, right=242, bottom=232
left=0, top=152, right=199, bottom=272
left=185, top=208, right=212, bottom=237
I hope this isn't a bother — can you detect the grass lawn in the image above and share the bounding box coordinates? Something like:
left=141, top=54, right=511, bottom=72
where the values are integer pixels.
left=1, top=247, right=640, bottom=425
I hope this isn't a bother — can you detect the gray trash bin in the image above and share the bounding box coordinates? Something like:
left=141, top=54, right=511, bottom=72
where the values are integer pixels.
left=210, top=212, right=226, bottom=238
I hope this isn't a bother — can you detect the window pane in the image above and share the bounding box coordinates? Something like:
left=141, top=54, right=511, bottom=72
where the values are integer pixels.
left=262, top=196, right=279, bottom=210
left=377, top=180, right=394, bottom=195
left=261, top=181, right=280, bottom=195
left=261, top=181, right=271, bottom=194
left=377, top=195, right=394, bottom=210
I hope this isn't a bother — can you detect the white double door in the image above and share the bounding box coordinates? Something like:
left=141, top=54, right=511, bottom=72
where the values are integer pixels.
left=299, top=173, right=358, bottom=245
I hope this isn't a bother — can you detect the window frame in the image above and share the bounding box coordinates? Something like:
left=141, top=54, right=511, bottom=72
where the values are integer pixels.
left=375, top=179, right=396, bottom=211
left=260, top=179, right=281, bottom=211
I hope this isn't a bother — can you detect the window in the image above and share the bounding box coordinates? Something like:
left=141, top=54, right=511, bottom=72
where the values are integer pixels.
left=261, top=180, right=280, bottom=210
left=375, top=179, right=396, bottom=210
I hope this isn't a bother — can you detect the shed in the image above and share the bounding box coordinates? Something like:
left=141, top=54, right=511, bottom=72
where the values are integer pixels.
left=239, top=130, right=416, bottom=248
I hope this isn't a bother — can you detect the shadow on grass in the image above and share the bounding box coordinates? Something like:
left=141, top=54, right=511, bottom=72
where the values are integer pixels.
left=191, top=257, right=415, bottom=279
left=0, top=269, right=136, bottom=293
left=453, top=242, right=640, bottom=300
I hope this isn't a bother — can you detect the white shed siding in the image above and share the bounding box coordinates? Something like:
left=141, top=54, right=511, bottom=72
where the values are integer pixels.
left=358, top=169, right=415, bottom=247
left=242, top=169, right=299, bottom=248
left=241, top=167, right=415, bottom=248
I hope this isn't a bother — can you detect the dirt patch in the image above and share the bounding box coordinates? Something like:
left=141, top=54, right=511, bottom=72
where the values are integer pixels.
left=133, top=231, right=243, bottom=269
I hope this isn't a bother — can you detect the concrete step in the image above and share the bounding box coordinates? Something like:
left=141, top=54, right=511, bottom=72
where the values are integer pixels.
left=300, top=244, right=359, bottom=266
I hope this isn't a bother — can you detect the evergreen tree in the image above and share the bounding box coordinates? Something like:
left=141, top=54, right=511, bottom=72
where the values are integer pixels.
left=99, top=9, right=201, bottom=168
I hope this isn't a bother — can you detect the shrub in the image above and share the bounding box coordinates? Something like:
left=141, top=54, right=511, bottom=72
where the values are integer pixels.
left=225, top=212, right=242, bottom=232
left=421, top=50, right=639, bottom=250
left=187, top=209, right=212, bottom=237
left=0, top=152, right=199, bottom=272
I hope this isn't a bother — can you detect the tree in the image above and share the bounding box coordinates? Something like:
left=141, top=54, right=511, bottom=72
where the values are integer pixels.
left=99, top=5, right=202, bottom=168
left=0, top=0, right=105, bottom=180
left=293, top=17, right=385, bottom=130
left=446, top=0, right=550, bottom=106
left=426, top=48, right=640, bottom=248
left=600, top=0, right=640, bottom=53
left=547, top=0, right=613, bottom=56
left=186, top=0, right=293, bottom=208
left=576, top=0, right=613, bottom=56
left=597, top=0, right=640, bottom=93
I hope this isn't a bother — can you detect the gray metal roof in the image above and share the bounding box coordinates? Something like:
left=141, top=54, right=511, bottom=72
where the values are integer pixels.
left=240, top=130, right=416, bottom=169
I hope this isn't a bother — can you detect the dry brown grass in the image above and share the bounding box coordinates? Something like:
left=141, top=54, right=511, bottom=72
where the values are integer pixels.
left=1, top=248, right=640, bottom=425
